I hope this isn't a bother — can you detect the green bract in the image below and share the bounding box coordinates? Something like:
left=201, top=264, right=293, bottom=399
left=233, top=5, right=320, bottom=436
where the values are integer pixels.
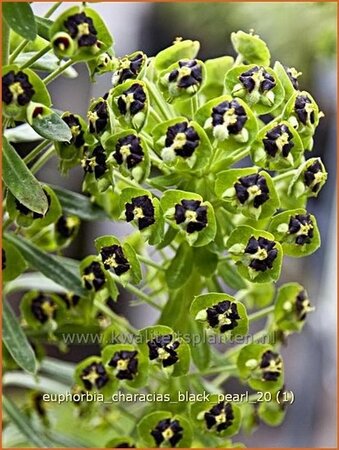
left=104, top=129, right=150, bottom=182
left=7, top=184, right=61, bottom=229
left=190, top=293, right=249, bottom=339
left=268, top=208, right=320, bottom=257
left=225, top=64, right=284, bottom=114
left=231, top=31, right=271, bottom=66
left=2, top=238, right=27, bottom=282
left=20, top=290, right=67, bottom=331
left=237, top=344, right=284, bottom=393
left=102, top=343, right=148, bottom=389
left=139, top=325, right=191, bottom=377
left=154, top=38, right=200, bottom=72
left=50, top=6, right=113, bottom=61
left=190, top=394, right=241, bottom=438
left=95, top=235, right=142, bottom=285
left=109, top=80, right=149, bottom=131
left=282, top=90, right=322, bottom=150
left=2, top=65, right=51, bottom=120
left=274, top=282, right=314, bottom=333
left=152, top=117, right=212, bottom=170
left=160, top=189, right=216, bottom=247
left=158, top=58, right=206, bottom=102
left=251, top=120, right=304, bottom=170
left=288, top=157, right=327, bottom=198
left=227, top=225, right=283, bottom=283
left=195, top=94, right=258, bottom=150
left=119, top=187, right=164, bottom=245
left=138, top=410, right=193, bottom=448
left=215, top=168, right=280, bottom=220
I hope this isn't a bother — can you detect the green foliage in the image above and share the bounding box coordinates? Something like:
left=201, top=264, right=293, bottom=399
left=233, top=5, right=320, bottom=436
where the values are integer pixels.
left=2, top=4, right=326, bottom=447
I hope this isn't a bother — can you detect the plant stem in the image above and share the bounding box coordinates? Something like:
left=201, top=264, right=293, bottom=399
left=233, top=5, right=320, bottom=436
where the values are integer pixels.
left=23, top=139, right=50, bottom=165
left=113, top=171, right=143, bottom=189
left=273, top=169, right=297, bottom=183
left=219, top=254, right=232, bottom=262
left=248, top=305, right=274, bottom=322
left=191, top=95, right=199, bottom=117
left=44, top=1, right=62, bottom=18
left=2, top=20, right=10, bottom=66
left=144, top=80, right=173, bottom=120
left=30, top=145, right=56, bottom=174
left=149, top=107, right=163, bottom=124
left=191, top=363, right=237, bottom=376
left=109, top=273, right=162, bottom=310
left=9, top=39, right=29, bottom=64
left=94, top=299, right=136, bottom=334
left=43, top=59, right=74, bottom=85
left=229, top=147, right=251, bottom=165
left=20, top=44, right=51, bottom=70
left=137, top=254, right=165, bottom=271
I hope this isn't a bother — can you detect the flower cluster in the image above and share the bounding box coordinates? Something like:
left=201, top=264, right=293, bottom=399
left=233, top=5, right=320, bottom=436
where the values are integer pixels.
left=2, top=9, right=328, bottom=448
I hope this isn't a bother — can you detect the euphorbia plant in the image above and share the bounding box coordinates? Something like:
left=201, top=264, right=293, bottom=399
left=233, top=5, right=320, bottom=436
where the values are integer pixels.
left=2, top=3, right=327, bottom=448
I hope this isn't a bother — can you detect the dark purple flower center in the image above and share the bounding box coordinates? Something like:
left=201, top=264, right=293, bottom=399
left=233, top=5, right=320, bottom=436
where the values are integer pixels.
left=204, top=402, right=234, bottom=432
left=174, top=199, right=208, bottom=234
left=2, top=70, right=35, bottom=106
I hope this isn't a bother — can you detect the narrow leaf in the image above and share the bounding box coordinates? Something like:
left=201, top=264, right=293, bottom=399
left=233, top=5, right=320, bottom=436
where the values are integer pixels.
left=218, top=260, right=247, bottom=290
left=31, top=111, right=72, bottom=142
left=2, top=299, right=37, bottom=374
left=165, top=242, right=193, bottom=289
left=14, top=53, right=78, bottom=78
left=51, top=184, right=109, bottom=221
left=2, top=136, right=48, bottom=214
left=34, top=16, right=53, bottom=41
left=2, top=396, right=53, bottom=448
left=4, top=123, right=42, bottom=143
left=4, top=233, right=86, bottom=297
left=3, top=3, right=37, bottom=41
left=3, top=372, right=69, bottom=394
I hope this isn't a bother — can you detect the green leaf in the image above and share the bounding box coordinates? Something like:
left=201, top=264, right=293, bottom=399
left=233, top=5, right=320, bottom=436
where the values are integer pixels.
left=2, top=299, right=37, bottom=374
left=3, top=137, right=49, bottom=215
left=50, top=185, right=108, bottom=221
left=193, top=246, right=219, bottom=278
left=35, top=16, right=53, bottom=41
left=154, top=39, right=200, bottom=71
left=2, top=238, right=27, bottom=282
left=4, top=123, right=42, bottom=143
left=218, top=260, right=247, bottom=290
left=3, top=371, right=69, bottom=394
left=4, top=233, right=86, bottom=297
left=3, top=396, right=53, bottom=448
left=31, top=110, right=72, bottom=142
left=14, top=52, right=78, bottom=78
left=201, top=56, right=234, bottom=100
left=187, top=318, right=210, bottom=371
left=165, top=242, right=193, bottom=289
left=231, top=30, right=270, bottom=66
left=3, top=3, right=37, bottom=41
